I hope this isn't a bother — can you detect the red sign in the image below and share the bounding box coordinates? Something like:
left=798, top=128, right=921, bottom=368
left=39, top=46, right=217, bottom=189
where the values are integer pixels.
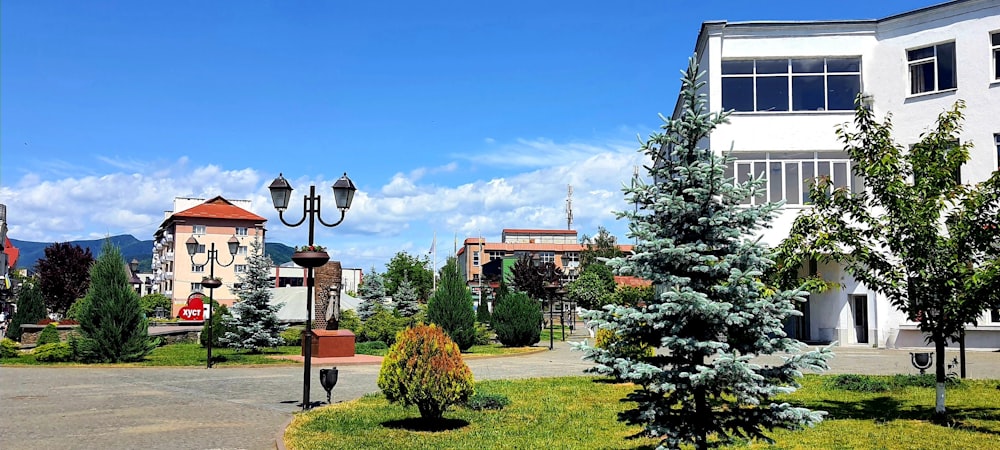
left=178, top=297, right=205, bottom=321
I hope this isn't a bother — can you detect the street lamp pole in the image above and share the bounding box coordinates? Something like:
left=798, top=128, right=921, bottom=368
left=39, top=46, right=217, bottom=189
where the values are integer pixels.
left=269, top=173, right=356, bottom=411
left=186, top=236, right=238, bottom=369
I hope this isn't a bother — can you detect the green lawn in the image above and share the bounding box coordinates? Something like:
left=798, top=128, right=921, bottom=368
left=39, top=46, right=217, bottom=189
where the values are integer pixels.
left=284, top=375, right=1000, bottom=450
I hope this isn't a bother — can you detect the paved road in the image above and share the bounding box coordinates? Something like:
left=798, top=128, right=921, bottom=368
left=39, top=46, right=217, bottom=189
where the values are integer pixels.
left=1, top=340, right=997, bottom=450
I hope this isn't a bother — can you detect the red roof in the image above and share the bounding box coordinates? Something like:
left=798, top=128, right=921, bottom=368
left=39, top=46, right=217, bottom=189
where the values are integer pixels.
left=171, top=196, right=266, bottom=222
left=3, top=237, right=19, bottom=268
left=502, top=229, right=578, bottom=235
left=614, top=276, right=652, bottom=288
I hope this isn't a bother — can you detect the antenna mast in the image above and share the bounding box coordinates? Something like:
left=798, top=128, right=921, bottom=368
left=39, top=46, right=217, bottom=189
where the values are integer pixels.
left=566, top=184, right=574, bottom=230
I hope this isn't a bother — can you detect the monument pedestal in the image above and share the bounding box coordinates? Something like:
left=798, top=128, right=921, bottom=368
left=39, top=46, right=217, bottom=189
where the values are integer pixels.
left=303, top=329, right=356, bottom=357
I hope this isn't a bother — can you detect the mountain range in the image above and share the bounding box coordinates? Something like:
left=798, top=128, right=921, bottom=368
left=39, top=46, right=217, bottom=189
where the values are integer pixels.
left=9, top=235, right=295, bottom=272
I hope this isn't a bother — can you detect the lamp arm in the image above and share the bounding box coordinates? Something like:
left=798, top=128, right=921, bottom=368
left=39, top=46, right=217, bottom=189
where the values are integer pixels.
left=215, top=251, right=238, bottom=268
left=316, top=207, right=347, bottom=228
left=189, top=254, right=210, bottom=266
left=277, top=207, right=308, bottom=228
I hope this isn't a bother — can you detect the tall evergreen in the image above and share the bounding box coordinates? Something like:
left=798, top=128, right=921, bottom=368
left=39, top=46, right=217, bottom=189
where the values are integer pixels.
left=7, top=279, right=46, bottom=341
left=491, top=281, right=542, bottom=347
left=577, top=57, right=832, bottom=449
left=222, top=237, right=285, bottom=352
left=357, top=267, right=387, bottom=321
left=476, top=289, right=492, bottom=325
left=392, top=274, right=421, bottom=318
left=427, top=257, right=476, bottom=351
left=78, top=240, right=155, bottom=363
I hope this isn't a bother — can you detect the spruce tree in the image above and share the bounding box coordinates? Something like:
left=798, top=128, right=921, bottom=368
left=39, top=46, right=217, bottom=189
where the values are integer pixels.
left=392, top=274, right=420, bottom=318
left=7, top=279, right=46, bottom=341
left=492, top=281, right=542, bottom=347
left=427, top=257, right=476, bottom=351
left=577, top=57, right=832, bottom=449
left=476, top=289, right=492, bottom=325
left=78, top=240, right=156, bottom=363
left=221, top=238, right=285, bottom=352
left=356, top=267, right=386, bottom=321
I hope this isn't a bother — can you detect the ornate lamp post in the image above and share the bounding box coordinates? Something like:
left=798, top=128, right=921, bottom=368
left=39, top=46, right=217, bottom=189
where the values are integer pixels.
left=186, top=235, right=239, bottom=369
left=268, top=172, right=356, bottom=411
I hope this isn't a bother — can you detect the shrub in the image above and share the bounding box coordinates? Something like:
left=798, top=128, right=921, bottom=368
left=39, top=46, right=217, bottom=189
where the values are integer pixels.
left=492, top=291, right=542, bottom=347
left=139, top=293, right=172, bottom=318
left=358, top=308, right=406, bottom=345
left=37, top=323, right=61, bottom=346
left=465, top=392, right=510, bottom=411
left=476, top=295, right=492, bottom=325
left=427, top=258, right=477, bottom=351
left=34, top=342, right=74, bottom=362
left=356, top=340, right=388, bottom=355
left=7, top=280, right=46, bottom=341
left=0, top=338, right=20, bottom=358
left=593, top=328, right=655, bottom=381
left=824, top=374, right=890, bottom=393
left=339, top=308, right=361, bottom=332
left=377, top=324, right=475, bottom=420
left=281, top=327, right=303, bottom=346
left=65, top=298, right=89, bottom=321
left=473, top=322, right=492, bottom=345
left=201, top=303, right=232, bottom=348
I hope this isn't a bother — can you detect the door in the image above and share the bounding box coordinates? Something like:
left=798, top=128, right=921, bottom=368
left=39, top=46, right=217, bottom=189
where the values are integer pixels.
left=852, top=295, right=869, bottom=344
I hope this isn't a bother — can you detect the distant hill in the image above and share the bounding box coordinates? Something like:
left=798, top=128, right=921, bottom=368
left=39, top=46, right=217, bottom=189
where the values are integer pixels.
left=10, top=235, right=295, bottom=271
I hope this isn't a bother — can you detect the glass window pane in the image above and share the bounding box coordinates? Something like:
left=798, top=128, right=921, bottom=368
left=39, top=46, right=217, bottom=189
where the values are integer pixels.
left=732, top=151, right=766, bottom=161
left=833, top=162, right=848, bottom=189
left=994, top=49, right=1000, bottom=80
left=737, top=163, right=752, bottom=205
left=828, top=75, right=861, bottom=110
left=770, top=162, right=783, bottom=202
left=851, top=161, right=865, bottom=194
left=910, top=62, right=935, bottom=94
left=827, top=57, right=861, bottom=72
left=937, top=42, right=957, bottom=90
left=802, top=162, right=815, bottom=203
left=791, top=58, right=824, bottom=73
left=785, top=163, right=800, bottom=204
left=992, top=33, right=1000, bottom=46
left=792, top=75, right=826, bottom=111
left=756, top=59, right=788, bottom=74
left=818, top=161, right=831, bottom=179
left=907, top=46, right=934, bottom=61
left=756, top=76, right=789, bottom=111
left=722, top=77, right=755, bottom=112
left=754, top=162, right=767, bottom=204
left=722, top=60, right=754, bottom=75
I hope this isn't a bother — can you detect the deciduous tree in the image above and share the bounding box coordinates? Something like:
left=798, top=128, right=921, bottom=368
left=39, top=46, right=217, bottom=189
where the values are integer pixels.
left=384, top=251, right=434, bottom=301
left=37, top=242, right=93, bottom=315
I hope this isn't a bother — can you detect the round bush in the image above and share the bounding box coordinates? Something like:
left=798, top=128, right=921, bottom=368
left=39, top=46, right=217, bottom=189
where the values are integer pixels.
left=34, top=342, right=74, bottom=362
left=37, top=323, right=61, bottom=346
left=377, top=324, right=475, bottom=420
left=280, top=327, right=302, bottom=346
left=492, top=291, right=542, bottom=347
left=1, top=338, right=20, bottom=358
left=358, top=308, right=406, bottom=345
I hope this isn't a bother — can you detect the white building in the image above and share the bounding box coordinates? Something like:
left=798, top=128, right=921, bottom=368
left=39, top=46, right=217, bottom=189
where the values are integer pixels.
left=678, top=0, right=999, bottom=348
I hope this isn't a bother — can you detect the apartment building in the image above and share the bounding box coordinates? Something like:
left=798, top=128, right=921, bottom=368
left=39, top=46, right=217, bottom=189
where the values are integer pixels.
left=679, top=0, right=999, bottom=347
left=152, top=196, right=266, bottom=317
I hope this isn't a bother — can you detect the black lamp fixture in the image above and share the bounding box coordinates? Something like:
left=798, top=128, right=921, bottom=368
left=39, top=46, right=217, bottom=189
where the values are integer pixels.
left=268, top=172, right=356, bottom=411
left=186, top=234, right=239, bottom=368
left=319, top=367, right=339, bottom=405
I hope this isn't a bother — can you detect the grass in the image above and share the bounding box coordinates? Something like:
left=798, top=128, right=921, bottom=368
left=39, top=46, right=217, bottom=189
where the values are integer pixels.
left=0, top=343, right=302, bottom=367
left=284, top=375, right=1000, bottom=450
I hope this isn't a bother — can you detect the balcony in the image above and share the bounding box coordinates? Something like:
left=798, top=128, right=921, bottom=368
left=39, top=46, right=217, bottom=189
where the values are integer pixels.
left=164, top=272, right=173, bottom=280
left=164, top=232, right=174, bottom=242
left=164, top=252, right=174, bottom=262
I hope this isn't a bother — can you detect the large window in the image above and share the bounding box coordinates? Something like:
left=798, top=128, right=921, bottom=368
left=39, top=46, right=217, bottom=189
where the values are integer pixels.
left=538, top=252, right=555, bottom=264
left=907, top=42, right=956, bottom=95
left=192, top=225, right=206, bottom=235
left=722, top=57, right=861, bottom=112
left=191, top=264, right=205, bottom=273
left=235, top=227, right=248, bottom=236
left=472, top=251, right=480, bottom=267
left=724, top=151, right=863, bottom=205
left=992, top=32, right=1000, bottom=82
left=191, top=282, right=203, bottom=292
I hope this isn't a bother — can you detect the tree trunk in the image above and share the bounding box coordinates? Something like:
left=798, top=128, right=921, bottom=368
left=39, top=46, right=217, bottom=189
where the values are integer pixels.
left=934, top=334, right=947, bottom=420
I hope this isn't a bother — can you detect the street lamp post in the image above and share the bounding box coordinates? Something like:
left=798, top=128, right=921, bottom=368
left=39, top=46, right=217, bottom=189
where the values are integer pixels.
left=186, top=235, right=239, bottom=369
left=268, top=172, right=356, bottom=411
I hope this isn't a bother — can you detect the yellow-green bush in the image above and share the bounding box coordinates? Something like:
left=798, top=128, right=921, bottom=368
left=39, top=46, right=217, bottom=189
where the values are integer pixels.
left=34, top=342, right=74, bottom=362
left=377, top=324, right=474, bottom=419
left=594, top=328, right=655, bottom=358
left=281, top=327, right=302, bottom=346
left=37, top=323, right=61, bottom=346
left=0, top=338, right=20, bottom=358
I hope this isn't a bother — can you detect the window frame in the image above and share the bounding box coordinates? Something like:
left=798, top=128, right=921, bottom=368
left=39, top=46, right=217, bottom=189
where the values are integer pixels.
left=472, top=251, right=480, bottom=267
left=725, top=151, right=861, bottom=206
left=237, top=246, right=248, bottom=255
left=192, top=225, right=206, bottom=235
left=235, top=264, right=247, bottom=273
left=191, top=264, right=205, bottom=273
left=906, top=41, right=957, bottom=96
left=721, top=57, right=862, bottom=113
left=235, top=227, right=248, bottom=236
left=991, top=31, right=1000, bottom=82
left=995, top=133, right=1000, bottom=171
left=191, top=282, right=203, bottom=292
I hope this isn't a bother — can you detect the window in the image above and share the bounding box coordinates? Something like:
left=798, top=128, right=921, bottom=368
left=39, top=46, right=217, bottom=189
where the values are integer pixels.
left=196, top=244, right=206, bottom=254
left=564, top=252, right=580, bottom=264
left=538, top=252, right=555, bottom=264
left=235, top=264, right=247, bottom=273
left=191, top=282, right=203, bottom=292
left=472, top=251, right=480, bottom=266
left=238, top=246, right=248, bottom=255
left=191, top=264, right=205, bottom=273
left=992, top=32, right=1000, bottom=82
left=995, top=134, right=1000, bottom=171
left=724, top=151, right=863, bottom=205
left=992, top=309, right=1000, bottom=323
left=192, top=225, right=206, bottom=235
left=235, top=227, right=248, bottom=236
left=488, top=250, right=505, bottom=261
left=907, top=42, right=956, bottom=95
left=722, top=57, right=861, bottom=112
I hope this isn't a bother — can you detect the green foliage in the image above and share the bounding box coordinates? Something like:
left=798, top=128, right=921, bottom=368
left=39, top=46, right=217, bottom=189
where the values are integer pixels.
left=377, top=324, right=475, bottom=420
left=567, top=269, right=615, bottom=310
left=222, top=237, right=286, bottom=351
left=358, top=307, right=406, bottom=345
left=476, top=293, right=491, bottom=324
left=1, top=338, right=20, bottom=358
left=280, top=326, right=302, bottom=347
left=357, top=267, right=387, bottom=321
left=593, top=328, right=655, bottom=370
left=509, top=255, right=562, bottom=301
left=472, top=321, right=491, bottom=345
left=384, top=251, right=434, bottom=301
left=339, top=308, right=361, bottom=332
left=139, top=293, right=172, bottom=318
left=491, top=287, right=542, bottom=347
left=7, top=279, right=46, bottom=341
left=427, top=257, right=477, bottom=351
left=76, top=240, right=156, bottom=363
left=36, top=242, right=94, bottom=315
left=604, top=284, right=654, bottom=307
left=465, top=392, right=511, bottom=411
left=355, top=340, right=388, bottom=356
left=201, top=303, right=232, bottom=349
left=37, top=323, right=61, bottom=346
left=824, top=374, right=962, bottom=393
left=577, top=56, right=832, bottom=449
left=33, top=342, right=74, bottom=362
left=579, top=226, right=624, bottom=268
left=392, top=274, right=421, bottom=318
left=65, top=297, right=89, bottom=321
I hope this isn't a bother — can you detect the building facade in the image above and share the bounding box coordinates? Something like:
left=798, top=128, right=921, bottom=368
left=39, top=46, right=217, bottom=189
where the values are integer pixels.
left=680, top=0, right=999, bottom=348
left=152, top=196, right=266, bottom=317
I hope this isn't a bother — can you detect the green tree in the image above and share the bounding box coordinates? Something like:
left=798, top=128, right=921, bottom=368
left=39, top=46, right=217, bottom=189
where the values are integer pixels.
left=476, top=290, right=492, bottom=325
left=509, top=255, right=561, bottom=302
left=201, top=301, right=232, bottom=349
left=36, top=242, right=93, bottom=315
left=578, top=57, right=832, bottom=449
left=392, top=274, right=421, bottom=319
left=357, top=267, right=387, bottom=321
left=77, top=240, right=155, bottom=363
left=579, top=226, right=624, bottom=267
left=222, top=238, right=286, bottom=352
left=427, top=257, right=476, bottom=351
left=566, top=269, right=615, bottom=310
left=139, top=293, right=172, bottom=318
left=384, top=251, right=434, bottom=301
left=491, top=281, right=542, bottom=347
left=6, top=279, right=46, bottom=341
left=776, top=100, right=1000, bottom=420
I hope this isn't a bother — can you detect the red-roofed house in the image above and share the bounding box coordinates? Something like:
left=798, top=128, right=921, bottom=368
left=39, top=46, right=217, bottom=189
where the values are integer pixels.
left=152, top=196, right=266, bottom=317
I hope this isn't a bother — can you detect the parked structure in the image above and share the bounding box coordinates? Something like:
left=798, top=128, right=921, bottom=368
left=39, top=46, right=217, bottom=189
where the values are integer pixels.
left=679, top=0, right=999, bottom=347
left=151, top=196, right=266, bottom=317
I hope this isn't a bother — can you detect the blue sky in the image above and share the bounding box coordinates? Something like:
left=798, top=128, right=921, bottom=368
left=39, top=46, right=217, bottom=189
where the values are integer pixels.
left=1, top=0, right=934, bottom=270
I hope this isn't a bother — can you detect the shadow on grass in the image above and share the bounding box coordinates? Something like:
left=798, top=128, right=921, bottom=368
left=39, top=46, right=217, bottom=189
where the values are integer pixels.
left=381, top=417, right=470, bottom=432
left=792, top=397, right=1000, bottom=436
